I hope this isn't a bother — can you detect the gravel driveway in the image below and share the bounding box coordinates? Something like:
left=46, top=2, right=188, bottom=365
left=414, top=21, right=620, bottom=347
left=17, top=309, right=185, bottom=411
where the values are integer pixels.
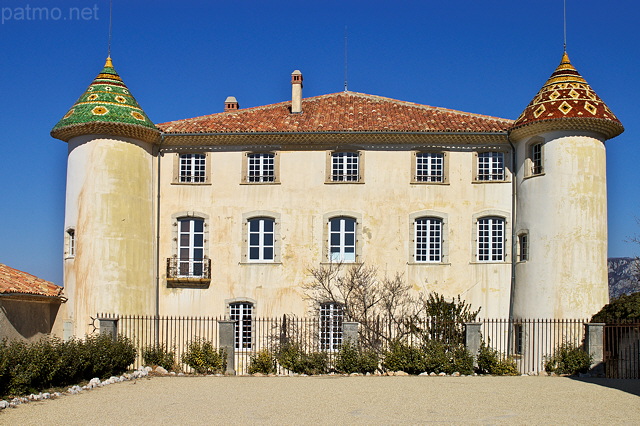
left=2, top=375, right=639, bottom=425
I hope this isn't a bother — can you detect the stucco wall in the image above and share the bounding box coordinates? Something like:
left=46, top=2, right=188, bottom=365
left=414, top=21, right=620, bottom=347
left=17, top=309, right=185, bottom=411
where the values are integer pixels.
left=158, top=146, right=513, bottom=319
left=0, top=297, right=62, bottom=341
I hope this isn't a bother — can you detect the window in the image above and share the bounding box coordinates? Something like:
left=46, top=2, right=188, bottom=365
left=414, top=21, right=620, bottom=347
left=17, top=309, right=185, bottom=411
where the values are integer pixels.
left=179, top=153, right=206, bottom=183
left=514, top=323, right=523, bottom=355
left=477, top=152, right=505, bottom=181
left=518, top=232, right=529, bottom=262
left=414, top=217, right=443, bottom=262
left=329, top=217, right=357, bottom=262
left=178, top=218, right=205, bottom=276
left=530, top=143, right=543, bottom=175
left=248, top=217, right=274, bottom=262
left=230, top=302, right=253, bottom=349
left=320, top=302, right=343, bottom=351
left=330, top=152, right=360, bottom=182
left=477, top=217, right=505, bottom=261
left=66, top=228, right=75, bottom=258
left=415, top=152, right=444, bottom=183
left=246, top=153, right=275, bottom=183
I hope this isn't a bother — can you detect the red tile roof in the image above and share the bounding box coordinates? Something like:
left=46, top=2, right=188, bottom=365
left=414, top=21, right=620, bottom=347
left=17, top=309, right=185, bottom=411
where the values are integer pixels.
left=158, top=91, right=512, bottom=134
left=0, top=263, right=63, bottom=298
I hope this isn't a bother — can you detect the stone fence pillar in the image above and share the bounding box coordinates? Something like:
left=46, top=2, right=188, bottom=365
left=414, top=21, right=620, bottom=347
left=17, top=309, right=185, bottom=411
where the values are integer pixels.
left=218, top=320, right=236, bottom=375
left=585, top=323, right=605, bottom=376
left=98, top=318, right=118, bottom=339
left=343, top=322, right=359, bottom=346
left=465, top=322, right=482, bottom=367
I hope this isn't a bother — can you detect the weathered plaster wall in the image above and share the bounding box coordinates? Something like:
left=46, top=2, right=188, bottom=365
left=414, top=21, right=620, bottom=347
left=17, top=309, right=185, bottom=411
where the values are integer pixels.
left=0, top=297, right=62, bottom=341
left=158, top=147, right=512, bottom=319
left=65, top=135, right=155, bottom=337
left=514, top=131, right=608, bottom=319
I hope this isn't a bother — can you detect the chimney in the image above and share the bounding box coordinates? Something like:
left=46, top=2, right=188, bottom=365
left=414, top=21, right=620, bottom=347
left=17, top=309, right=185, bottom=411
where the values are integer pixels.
left=224, top=96, right=239, bottom=112
left=291, top=70, right=303, bottom=113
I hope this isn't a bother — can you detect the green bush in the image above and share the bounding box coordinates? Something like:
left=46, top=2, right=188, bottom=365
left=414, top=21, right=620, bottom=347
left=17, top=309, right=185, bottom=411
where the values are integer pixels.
left=181, top=339, right=226, bottom=374
left=277, top=343, right=328, bottom=375
left=448, top=343, right=474, bottom=375
left=248, top=349, right=277, bottom=375
left=335, top=341, right=379, bottom=374
left=142, top=344, right=176, bottom=371
left=476, top=342, right=518, bottom=376
left=0, top=334, right=136, bottom=398
left=544, top=343, right=592, bottom=375
left=591, top=291, right=640, bottom=323
left=382, top=340, right=427, bottom=374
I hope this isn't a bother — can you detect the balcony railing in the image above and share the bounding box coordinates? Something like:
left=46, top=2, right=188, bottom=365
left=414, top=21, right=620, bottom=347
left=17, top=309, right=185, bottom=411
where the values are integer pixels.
left=166, top=258, right=211, bottom=284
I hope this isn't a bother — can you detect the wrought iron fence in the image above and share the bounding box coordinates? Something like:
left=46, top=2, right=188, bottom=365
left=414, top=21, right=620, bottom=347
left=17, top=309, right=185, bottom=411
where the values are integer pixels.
left=480, top=318, right=587, bottom=374
left=98, top=314, right=590, bottom=375
left=604, top=322, right=640, bottom=379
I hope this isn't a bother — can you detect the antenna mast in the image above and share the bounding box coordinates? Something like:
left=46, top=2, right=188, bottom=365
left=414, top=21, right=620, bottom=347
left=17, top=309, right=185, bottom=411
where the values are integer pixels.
left=108, top=0, right=113, bottom=57
left=563, top=0, right=567, bottom=52
left=344, top=26, right=348, bottom=92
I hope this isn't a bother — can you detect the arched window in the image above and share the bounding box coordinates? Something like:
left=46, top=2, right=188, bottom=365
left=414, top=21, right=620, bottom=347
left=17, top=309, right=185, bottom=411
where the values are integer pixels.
left=414, top=217, right=443, bottom=262
left=248, top=217, right=275, bottom=262
left=477, top=216, right=505, bottom=262
left=329, top=216, right=357, bottom=262
left=319, top=302, right=343, bottom=351
left=229, top=302, right=253, bottom=349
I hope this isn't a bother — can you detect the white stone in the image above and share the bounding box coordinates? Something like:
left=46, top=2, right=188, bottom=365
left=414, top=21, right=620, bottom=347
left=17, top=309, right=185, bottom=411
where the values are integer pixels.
left=155, top=366, right=168, bottom=375
left=452, top=372, right=461, bottom=377
left=0, top=400, right=8, bottom=409
left=438, top=372, right=446, bottom=376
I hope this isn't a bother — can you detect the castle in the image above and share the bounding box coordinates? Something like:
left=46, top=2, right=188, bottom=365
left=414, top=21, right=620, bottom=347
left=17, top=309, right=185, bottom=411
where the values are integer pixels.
left=51, top=53, right=623, bottom=338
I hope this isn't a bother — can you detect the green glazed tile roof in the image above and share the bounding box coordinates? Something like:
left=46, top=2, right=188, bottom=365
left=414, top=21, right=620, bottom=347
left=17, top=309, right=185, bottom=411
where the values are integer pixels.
left=51, top=57, right=160, bottom=143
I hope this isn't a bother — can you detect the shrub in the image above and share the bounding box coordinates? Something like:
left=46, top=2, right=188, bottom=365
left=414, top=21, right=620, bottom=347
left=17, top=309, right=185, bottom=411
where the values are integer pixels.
left=83, top=334, right=137, bottom=379
left=248, top=349, right=277, bottom=375
left=544, top=343, right=592, bottom=375
left=476, top=342, right=518, bottom=376
left=448, top=343, right=474, bottom=375
left=142, top=344, right=176, bottom=371
left=335, top=341, right=379, bottom=374
left=591, top=291, right=640, bottom=323
left=277, top=343, right=328, bottom=375
left=382, top=340, right=426, bottom=374
left=182, top=339, right=226, bottom=374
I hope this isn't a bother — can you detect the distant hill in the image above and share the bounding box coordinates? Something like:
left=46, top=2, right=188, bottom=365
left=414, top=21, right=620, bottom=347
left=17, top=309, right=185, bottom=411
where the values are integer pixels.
left=608, top=257, right=640, bottom=299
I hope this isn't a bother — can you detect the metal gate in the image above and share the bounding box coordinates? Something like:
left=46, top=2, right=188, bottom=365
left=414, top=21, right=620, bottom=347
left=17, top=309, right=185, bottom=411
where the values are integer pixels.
left=603, top=323, right=640, bottom=379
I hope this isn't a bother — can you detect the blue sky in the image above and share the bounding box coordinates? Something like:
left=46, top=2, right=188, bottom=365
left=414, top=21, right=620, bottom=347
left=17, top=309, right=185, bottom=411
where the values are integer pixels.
left=0, top=0, right=638, bottom=285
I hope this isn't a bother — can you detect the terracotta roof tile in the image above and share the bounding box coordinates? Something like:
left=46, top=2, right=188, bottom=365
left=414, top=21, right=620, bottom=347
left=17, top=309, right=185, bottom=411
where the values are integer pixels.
left=0, top=263, right=63, bottom=298
left=158, top=91, right=512, bottom=134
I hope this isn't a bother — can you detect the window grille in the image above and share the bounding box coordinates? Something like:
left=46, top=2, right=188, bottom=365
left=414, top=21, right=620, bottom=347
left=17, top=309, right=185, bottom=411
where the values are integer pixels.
left=230, top=302, right=253, bottom=349
left=477, top=152, right=505, bottom=181
left=414, top=217, right=442, bottom=262
left=477, top=217, right=505, bottom=261
left=247, top=153, right=275, bottom=182
left=320, top=303, right=343, bottom=351
left=416, top=153, right=444, bottom=182
left=180, top=154, right=206, bottom=183
left=331, top=152, right=359, bottom=182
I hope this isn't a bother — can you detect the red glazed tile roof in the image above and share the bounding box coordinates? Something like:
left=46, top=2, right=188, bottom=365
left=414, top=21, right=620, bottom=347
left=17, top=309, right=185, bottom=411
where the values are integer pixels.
left=512, top=52, right=623, bottom=139
left=0, top=263, right=63, bottom=298
left=158, top=91, right=512, bottom=134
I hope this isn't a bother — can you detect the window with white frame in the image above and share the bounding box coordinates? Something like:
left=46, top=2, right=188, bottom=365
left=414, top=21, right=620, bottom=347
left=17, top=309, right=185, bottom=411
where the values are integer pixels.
left=530, top=143, right=543, bottom=175
left=247, top=153, right=275, bottom=183
left=178, top=217, right=205, bottom=276
left=66, top=228, right=75, bottom=257
left=329, top=217, right=357, bottom=262
left=331, top=152, right=359, bottom=182
left=477, top=152, right=505, bottom=181
left=414, top=217, right=443, bottom=262
left=477, top=216, right=505, bottom=261
left=416, top=152, right=444, bottom=183
left=179, top=153, right=206, bottom=183
left=319, top=302, right=343, bottom=351
left=518, top=232, right=529, bottom=262
left=248, top=217, right=275, bottom=262
left=229, top=302, right=253, bottom=349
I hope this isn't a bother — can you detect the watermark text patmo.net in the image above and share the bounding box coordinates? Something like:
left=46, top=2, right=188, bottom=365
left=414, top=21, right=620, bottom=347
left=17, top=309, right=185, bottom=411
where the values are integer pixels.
left=2, top=5, right=99, bottom=24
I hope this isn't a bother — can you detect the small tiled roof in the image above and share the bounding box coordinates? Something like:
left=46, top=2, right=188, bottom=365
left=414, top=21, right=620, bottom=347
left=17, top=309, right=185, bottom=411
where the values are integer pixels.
left=0, top=263, right=63, bottom=298
left=511, top=52, right=623, bottom=139
left=51, top=57, right=160, bottom=144
left=158, top=91, right=513, bottom=134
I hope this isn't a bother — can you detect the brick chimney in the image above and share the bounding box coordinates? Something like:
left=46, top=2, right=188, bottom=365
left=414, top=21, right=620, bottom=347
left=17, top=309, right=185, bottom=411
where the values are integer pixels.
left=291, top=70, right=303, bottom=114
left=224, top=96, right=239, bottom=112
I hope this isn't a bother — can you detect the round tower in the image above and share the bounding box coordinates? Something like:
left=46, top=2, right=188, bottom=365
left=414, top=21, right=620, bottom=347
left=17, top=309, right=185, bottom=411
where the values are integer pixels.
left=510, top=52, right=623, bottom=319
left=51, top=58, right=160, bottom=337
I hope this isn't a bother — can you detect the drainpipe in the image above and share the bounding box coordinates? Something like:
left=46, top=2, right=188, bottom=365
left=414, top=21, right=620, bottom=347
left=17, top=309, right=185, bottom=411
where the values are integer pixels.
left=507, top=132, right=517, bottom=356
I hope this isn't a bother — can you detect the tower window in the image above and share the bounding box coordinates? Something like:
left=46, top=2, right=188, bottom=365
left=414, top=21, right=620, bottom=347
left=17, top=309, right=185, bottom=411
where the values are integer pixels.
left=518, top=233, right=529, bottom=262
left=66, top=228, right=75, bottom=258
left=531, top=143, right=543, bottom=175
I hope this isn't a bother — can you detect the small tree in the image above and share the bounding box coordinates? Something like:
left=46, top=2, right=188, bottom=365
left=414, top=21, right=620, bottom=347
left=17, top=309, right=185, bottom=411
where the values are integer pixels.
left=418, top=292, right=481, bottom=345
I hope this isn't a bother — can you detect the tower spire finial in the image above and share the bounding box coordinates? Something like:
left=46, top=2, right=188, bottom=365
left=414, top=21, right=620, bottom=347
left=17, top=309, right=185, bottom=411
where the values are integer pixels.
left=107, top=0, right=113, bottom=58
left=563, top=0, right=567, bottom=52
left=344, top=25, right=348, bottom=92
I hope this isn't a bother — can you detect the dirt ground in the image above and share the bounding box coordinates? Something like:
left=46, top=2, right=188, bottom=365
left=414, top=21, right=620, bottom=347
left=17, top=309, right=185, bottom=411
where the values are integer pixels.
left=2, top=375, right=639, bottom=425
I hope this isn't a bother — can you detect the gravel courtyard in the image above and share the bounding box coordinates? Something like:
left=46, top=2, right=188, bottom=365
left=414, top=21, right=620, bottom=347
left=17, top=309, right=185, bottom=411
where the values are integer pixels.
left=2, top=375, right=639, bottom=425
